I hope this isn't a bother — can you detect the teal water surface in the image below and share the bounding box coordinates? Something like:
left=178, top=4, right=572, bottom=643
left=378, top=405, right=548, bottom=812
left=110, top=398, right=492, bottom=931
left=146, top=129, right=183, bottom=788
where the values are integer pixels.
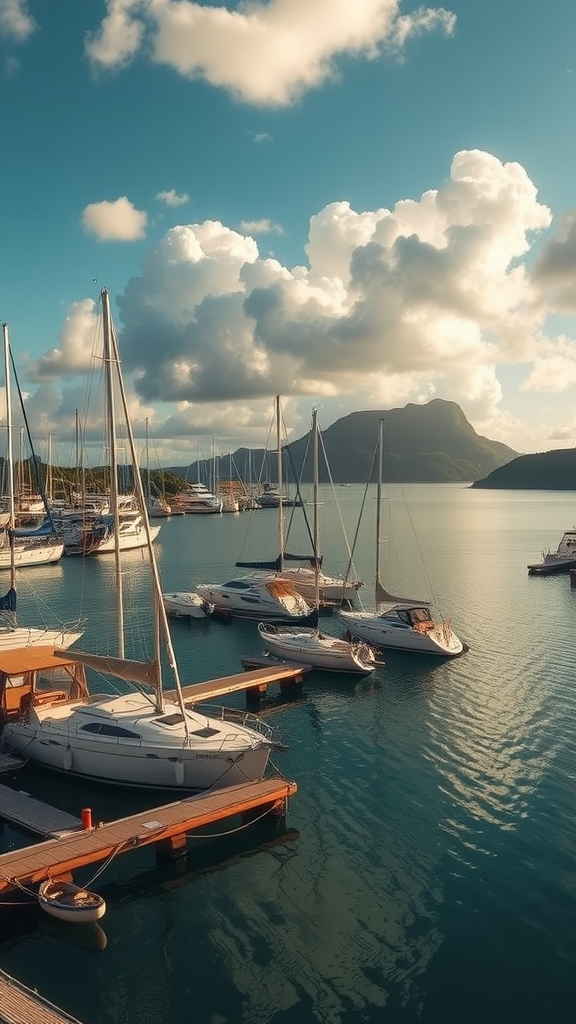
left=1, top=485, right=575, bottom=1024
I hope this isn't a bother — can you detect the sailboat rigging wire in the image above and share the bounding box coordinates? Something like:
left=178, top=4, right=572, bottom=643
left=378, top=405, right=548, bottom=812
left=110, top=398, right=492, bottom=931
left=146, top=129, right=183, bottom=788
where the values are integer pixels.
left=342, top=437, right=379, bottom=611
left=8, top=347, right=56, bottom=532
left=380, top=420, right=439, bottom=609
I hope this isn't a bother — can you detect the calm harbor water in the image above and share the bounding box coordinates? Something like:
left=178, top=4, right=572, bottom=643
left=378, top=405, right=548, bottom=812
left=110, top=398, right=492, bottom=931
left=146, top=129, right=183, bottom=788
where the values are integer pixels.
left=1, top=484, right=575, bottom=1024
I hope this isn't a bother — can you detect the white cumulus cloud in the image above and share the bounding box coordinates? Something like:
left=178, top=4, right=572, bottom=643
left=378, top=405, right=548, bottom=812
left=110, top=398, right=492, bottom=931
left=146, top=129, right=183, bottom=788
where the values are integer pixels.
left=0, top=0, right=37, bottom=41
left=29, top=149, right=575, bottom=451
left=85, top=0, right=456, bottom=106
left=156, top=189, right=190, bottom=208
left=82, top=196, right=148, bottom=242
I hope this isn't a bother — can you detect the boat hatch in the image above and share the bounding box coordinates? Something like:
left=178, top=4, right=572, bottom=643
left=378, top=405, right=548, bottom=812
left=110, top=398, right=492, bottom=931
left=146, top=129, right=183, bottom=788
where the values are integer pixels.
left=154, top=713, right=185, bottom=726
left=191, top=726, right=221, bottom=737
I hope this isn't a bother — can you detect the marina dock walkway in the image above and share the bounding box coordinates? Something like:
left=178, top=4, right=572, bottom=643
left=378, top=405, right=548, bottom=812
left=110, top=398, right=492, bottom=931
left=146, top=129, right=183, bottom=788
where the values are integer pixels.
left=0, top=784, right=82, bottom=838
left=0, top=777, right=297, bottom=896
left=164, top=661, right=308, bottom=703
left=0, top=968, right=84, bottom=1024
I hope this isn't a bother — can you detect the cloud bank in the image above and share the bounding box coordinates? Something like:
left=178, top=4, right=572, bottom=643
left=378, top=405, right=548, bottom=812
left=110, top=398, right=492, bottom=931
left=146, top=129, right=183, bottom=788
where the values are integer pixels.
left=28, top=148, right=576, bottom=454
left=85, top=0, right=456, bottom=105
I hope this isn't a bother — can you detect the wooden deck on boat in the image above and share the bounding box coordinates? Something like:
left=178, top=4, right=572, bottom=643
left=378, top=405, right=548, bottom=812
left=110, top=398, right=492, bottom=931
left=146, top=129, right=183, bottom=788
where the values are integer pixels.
left=0, top=784, right=83, bottom=838
left=0, top=968, right=84, bottom=1024
left=164, top=662, right=308, bottom=703
left=0, top=778, right=297, bottom=896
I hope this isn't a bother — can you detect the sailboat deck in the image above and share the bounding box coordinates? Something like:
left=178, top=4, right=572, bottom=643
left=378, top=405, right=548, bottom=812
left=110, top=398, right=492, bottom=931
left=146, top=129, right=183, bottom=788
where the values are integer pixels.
left=0, top=778, right=297, bottom=896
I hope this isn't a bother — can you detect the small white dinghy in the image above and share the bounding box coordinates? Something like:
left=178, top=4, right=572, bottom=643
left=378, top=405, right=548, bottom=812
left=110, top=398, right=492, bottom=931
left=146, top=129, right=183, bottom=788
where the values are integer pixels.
left=162, top=591, right=214, bottom=619
left=38, top=880, right=106, bottom=923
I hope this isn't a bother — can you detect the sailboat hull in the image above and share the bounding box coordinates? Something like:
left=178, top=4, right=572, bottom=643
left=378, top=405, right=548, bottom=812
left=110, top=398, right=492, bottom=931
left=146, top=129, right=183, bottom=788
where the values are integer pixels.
left=0, top=543, right=64, bottom=569
left=0, top=627, right=82, bottom=653
left=258, top=623, right=376, bottom=674
left=2, top=694, right=273, bottom=792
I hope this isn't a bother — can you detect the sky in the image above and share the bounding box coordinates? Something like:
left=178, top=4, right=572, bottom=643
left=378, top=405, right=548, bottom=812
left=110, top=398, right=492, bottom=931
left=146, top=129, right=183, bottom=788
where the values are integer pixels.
left=0, top=0, right=575, bottom=467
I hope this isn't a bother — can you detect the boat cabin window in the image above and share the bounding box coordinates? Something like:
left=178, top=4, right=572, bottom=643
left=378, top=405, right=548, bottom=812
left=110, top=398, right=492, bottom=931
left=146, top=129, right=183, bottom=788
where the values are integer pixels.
left=80, top=722, right=141, bottom=738
left=3, top=673, right=25, bottom=688
left=35, top=665, right=81, bottom=698
left=407, top=607, right=433, bottom=624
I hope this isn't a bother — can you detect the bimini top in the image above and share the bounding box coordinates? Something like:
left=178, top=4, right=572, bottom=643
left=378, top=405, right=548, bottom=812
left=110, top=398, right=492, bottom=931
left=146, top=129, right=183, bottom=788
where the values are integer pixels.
left=0, top=646, right=78, bottom=678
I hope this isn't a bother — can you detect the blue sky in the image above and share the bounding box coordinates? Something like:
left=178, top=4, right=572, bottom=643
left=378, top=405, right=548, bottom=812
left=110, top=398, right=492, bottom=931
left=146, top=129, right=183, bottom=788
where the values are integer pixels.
left=1, top=0, right=575, bottom=466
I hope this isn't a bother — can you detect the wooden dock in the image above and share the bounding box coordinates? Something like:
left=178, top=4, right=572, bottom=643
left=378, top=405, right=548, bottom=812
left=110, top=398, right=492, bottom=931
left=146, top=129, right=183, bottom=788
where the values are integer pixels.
left=164, top=661, right=308, bottom=704
left=0, top=784, right=82, bottom=838
left=0, top=778, right=297, bottom=896
left=0, top=968, right=84, bottom=1024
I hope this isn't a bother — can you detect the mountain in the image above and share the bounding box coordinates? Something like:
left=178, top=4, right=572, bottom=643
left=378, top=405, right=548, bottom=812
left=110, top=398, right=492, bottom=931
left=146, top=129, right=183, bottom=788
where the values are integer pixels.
left=168, top=399, right=518, bottom=485
left=472, top=448, right=576, bottom=489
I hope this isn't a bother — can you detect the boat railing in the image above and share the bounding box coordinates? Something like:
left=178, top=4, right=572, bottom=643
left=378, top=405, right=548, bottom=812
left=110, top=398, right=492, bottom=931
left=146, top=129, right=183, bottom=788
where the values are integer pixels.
left=194, top=703, right=274, bottom=739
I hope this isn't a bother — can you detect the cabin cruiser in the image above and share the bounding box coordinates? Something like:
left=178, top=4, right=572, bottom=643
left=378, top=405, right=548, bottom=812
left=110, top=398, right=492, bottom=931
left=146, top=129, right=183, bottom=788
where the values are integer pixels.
left=171, top=483, right=222, bottom=514
left=196, top=577, right=317, bottom=622
left=527, top=529, right=576, bottom=575
left=163, top=592, right=213, bottom=619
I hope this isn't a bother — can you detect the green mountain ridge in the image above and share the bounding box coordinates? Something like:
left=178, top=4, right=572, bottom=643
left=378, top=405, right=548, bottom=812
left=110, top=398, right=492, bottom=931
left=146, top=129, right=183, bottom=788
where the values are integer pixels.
left=472, top=448, right=576, bottom=489
left=168, top=399, right=519, bottom=484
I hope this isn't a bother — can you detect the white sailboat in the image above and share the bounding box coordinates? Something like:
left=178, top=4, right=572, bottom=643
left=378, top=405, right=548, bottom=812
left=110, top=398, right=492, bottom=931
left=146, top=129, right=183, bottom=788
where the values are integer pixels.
left=258, top=410, right=377, bottom=674
left=197, top=397, right=316, bottom=623
left=0, top=289, right=275, bottom=791
left=63, top=337, right=161, bottom=556
left=0, top=324, right=81, bottom=652
left=235, top=397, right=362, bottom=603
left=339, top=420, right=464, bottom=657
left=0, top=325, right=64, bottom=571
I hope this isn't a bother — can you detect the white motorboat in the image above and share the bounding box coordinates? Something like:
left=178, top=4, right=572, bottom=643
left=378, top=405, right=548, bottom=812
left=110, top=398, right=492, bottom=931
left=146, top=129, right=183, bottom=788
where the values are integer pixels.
left=527, top=529, right=576, bottom=575
left=252, top=565, right=361, bottom=603
left=38, top=880, right=106, bottom=923
left=339, top=420, right=464, bottom=658
left=0, top=289, right=275, bottom=792
left=171, top=482, right=222, bottom=514
left=256, top=410, right=376, bottom=675
left=163, top=591, right=213, bottom=619
left=196, top=577, right=316, bottom=622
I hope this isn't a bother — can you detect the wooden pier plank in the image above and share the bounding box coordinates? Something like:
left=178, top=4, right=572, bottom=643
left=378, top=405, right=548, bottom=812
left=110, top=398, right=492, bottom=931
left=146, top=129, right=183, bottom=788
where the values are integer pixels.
left=0, top=784, right=82, bottom=838
left=0, top=969, right=84, bottom=1024
left=164, top=662, right=307, bottom=704
left=0, top=778, right=297, bottom=895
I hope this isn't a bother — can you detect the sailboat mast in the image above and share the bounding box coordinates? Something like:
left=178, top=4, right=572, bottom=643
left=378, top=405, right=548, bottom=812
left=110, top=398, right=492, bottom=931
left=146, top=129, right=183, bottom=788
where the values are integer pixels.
left=375, top=418, right=384, bottom=610
left=145, top=417, right=151, bottom=504
left=104, top=293, right=188, bottom=725
left=312, top=408, right=320, bottom=614
left=2, top=323, right=16, bottom=593
left=46, top=434, right=53, bottom=505
left=276, top=395, right=284, bottom=571
left=102, top=289, right=124, bottom=657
